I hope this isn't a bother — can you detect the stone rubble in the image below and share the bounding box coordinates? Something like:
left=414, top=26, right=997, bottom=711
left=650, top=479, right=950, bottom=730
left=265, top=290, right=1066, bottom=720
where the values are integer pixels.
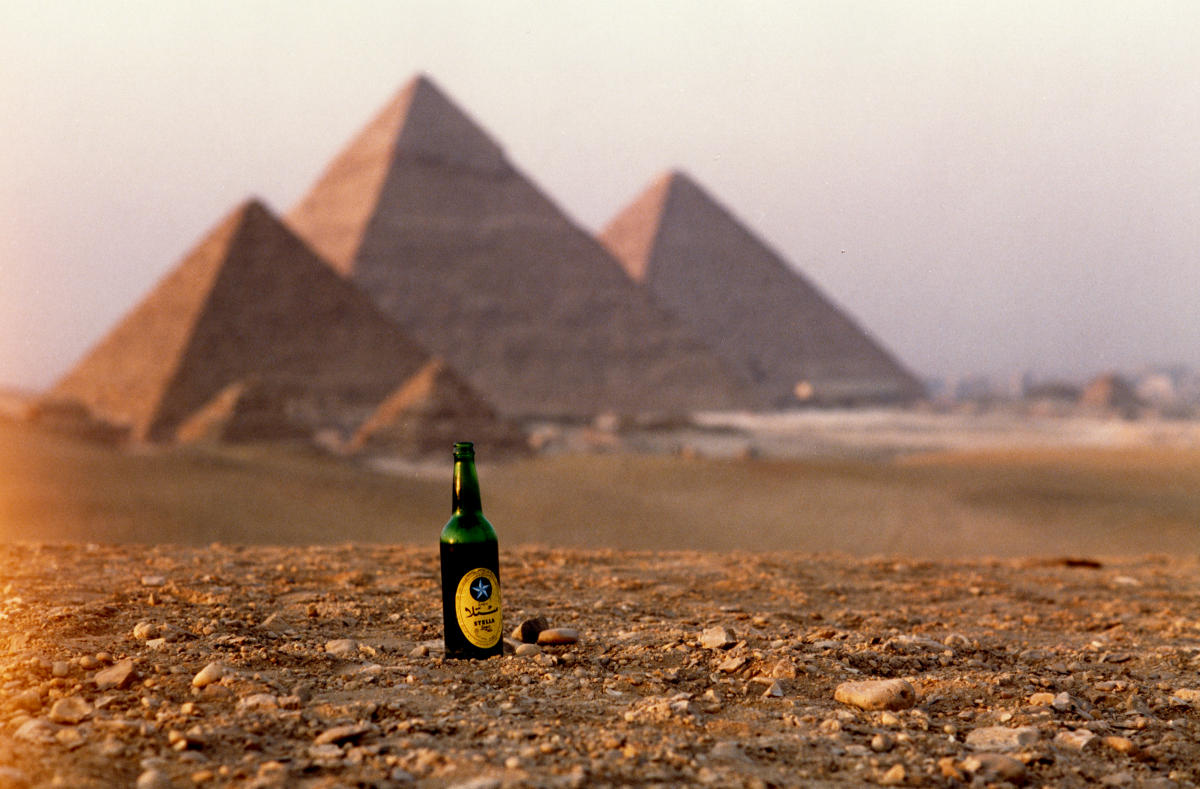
left=0, top=543, right=1198, bottom=787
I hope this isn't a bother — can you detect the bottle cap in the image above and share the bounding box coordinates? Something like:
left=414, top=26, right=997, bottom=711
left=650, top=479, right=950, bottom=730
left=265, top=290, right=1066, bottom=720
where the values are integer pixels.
left=453, top=441, right=475, bottom=458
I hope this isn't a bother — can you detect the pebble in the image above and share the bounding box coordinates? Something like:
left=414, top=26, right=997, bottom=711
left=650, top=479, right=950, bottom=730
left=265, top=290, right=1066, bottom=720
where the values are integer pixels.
left=325, top=638, right=359, bottom=658
left=94, top=659, right=136, bottom=690
left=961, top=753, right=1027, bottom=784
left=51, top=661, right=71, bottom=678
left=192, top=661, right=224, bottom=688
left=871, top=733, right=895, bottom=752
left=710, top=740, right=744, bottom=760
left=1173, top=688, right=1200, bottom=704
left=878, top=763, right=906, bottom=786
left=136, top=768, right=172, bottom=789
left=1055, top=728, right=1098, bottom=751
left=238, top=693, right=278, bottom=710
left=14, top=719, right=58, bottom=745
left=537, top=627, right=579, bottom=646
left=770, top=658, right=798, bottom=678
left=446, top=778, right=502, bottom=789
left=314, top=722, right=373, bottom=746
left=699, top=626, right=736, bottom=649
left=511, top=616, right=550, bottom=643
left=964, top=725, right=1039, bottom=751
left=1052, top=691, right=1075, bottom=712
left=515, top=643, right=541, bottom=656
left=132, top=621, right=158, bottom=640
left=761, top=679, right=785, bottom=698
left=1103, top=735, right=1137, bottom=754
left=48, top=696, right=92, bottom=725
left=718, top=655, right=748, bottom=673
left=833, top=679, right=917, bottom=711
left=1029, top=691, right=1056, bottom=706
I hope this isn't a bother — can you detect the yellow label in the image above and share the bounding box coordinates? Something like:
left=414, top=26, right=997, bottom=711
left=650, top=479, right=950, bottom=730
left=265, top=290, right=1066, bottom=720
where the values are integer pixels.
left=454, top=567, right=502, bottom=648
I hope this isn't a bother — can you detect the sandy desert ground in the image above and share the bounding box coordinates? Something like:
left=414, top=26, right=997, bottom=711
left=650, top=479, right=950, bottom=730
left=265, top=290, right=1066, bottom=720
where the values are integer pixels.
left=2, top=543, right=1200, bottom=787
left=1, top=410, right=1199, bottom=785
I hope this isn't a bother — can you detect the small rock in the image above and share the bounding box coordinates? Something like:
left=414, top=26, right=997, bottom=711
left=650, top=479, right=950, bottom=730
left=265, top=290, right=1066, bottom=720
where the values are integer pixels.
left=834, top=679, right=917, bottom=711
left=51, top=661, right=71, bottom=678
left=140, top=575, right=166, bottom=588
left=943, top=633, right=971, bottom=650
left=871, top=733, right=895, bottom=752
left=965, top=725, right=1040, bottom=751
left=94, top=659, right=136, bottom=690
left=238, top=693, right=278, bottom=710
left=770, top=659, right=798, bottom=679
left=511, top=617, right=550, bottom=644
left=136, top=768, right=172, bottom=789
left=761, top=679, right=785, bottom=698
left=47, top=696, right=92, bottom=725
left=0, top=767, right=31, bottom=788
left=1052, top=691, right=1074, bottom=712
left=878, top=763, right=906, bottom=786
left=1055, top=728, right=1098, bottom=751
left=14, top=719, right=57, bottom=745
left=961, top=753, right=1026, bottom=784
left=1172, top=687, right=1200, bottom=704
left=718, top=655, right=748, bottom=673
left=11, top=688, right=42, bottom=712
left=709, top=740, right=744, bottom=760
left=1100, top=772, right=1134, bottom=787
left=325, top=638, right=359, bottom=658
left=132, top=622, right=159, bottom=640
left=699, top=626, right=736, bottom=649
left=192, top=661, right=224, bottom=688
left=515, top=643, right=541, bottom=656
left=446, top=778, right=502, bottom=789
left=537, top=628, right=579, bottom=646
left=314, top=723, right=373, bottom=746
left=409, top=644, right=430, bottom=658
left=1028, top=692, right=1056, bottom=706
left=258, top=613, right=294, bottom=633
left=1102, top=735, right=1137, bottom=754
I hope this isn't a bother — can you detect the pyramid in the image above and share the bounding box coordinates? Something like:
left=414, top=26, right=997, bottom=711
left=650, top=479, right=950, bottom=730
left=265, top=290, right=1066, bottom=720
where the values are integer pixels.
left=174, top=378, right=309, bottom=444
left=54, top=199, right=433, bottom=441
left=350, top=358, right=529, bottom=458
left=287, top=74, right=760, bottom=419
left=599, top=171, right=924, bottom=406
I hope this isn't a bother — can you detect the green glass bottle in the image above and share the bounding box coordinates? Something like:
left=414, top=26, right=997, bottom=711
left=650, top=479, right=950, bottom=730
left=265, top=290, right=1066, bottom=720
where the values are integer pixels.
left=439, top=442, right=502, bottom=659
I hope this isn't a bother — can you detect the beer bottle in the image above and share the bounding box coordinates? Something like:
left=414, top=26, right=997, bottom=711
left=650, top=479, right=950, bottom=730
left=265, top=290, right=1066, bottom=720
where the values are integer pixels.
left=439, top=442, right=502, bottom=659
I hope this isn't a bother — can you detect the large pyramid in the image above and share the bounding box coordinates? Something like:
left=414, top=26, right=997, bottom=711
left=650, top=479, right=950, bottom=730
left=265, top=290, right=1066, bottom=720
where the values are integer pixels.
left=287, top=75, right=760, bottom=419
left=599, top=171, right=924, bottom=406
left=54, top=199, right=433, bottom=441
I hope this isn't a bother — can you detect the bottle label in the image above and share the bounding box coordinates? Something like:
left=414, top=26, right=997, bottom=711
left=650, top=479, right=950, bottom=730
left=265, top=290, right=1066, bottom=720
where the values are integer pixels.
left=454, top=567, right=502, bottom=649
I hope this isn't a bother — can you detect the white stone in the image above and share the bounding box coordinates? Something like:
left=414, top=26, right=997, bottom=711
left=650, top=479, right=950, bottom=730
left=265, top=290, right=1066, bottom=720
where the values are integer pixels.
left=834, top=679, right=917, bottom=711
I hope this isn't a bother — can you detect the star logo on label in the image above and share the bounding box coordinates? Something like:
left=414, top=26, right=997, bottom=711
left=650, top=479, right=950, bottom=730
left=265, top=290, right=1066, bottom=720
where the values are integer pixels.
left=470, top=577, right=492, bottom=602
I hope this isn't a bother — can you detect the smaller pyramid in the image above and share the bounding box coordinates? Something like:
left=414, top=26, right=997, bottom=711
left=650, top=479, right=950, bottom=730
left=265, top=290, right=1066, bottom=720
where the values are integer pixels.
left=54, top=199, right=434, bottom=441
left=600, top=171, right=924, bottom=406
left=175, top=379, right=309, bottom=444
left=350, top=359, right=529, bottom=458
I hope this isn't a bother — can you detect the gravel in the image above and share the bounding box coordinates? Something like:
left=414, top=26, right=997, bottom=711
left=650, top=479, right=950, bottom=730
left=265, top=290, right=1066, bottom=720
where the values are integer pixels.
left=1, top=543, right=1199, bottom=787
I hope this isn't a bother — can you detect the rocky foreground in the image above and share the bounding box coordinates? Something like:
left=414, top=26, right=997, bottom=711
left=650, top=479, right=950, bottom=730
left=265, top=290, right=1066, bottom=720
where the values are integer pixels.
left=1, top=544, right=1199, bottom=788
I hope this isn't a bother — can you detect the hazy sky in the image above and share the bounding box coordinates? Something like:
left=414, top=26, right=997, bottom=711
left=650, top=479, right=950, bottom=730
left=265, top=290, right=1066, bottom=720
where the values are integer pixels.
left=3, top=1, right=1197, bottom=391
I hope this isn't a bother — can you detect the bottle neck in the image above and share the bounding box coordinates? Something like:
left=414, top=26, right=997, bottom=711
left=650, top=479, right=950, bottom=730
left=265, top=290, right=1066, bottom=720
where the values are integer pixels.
left=452, top=457, right=483, bottom=515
